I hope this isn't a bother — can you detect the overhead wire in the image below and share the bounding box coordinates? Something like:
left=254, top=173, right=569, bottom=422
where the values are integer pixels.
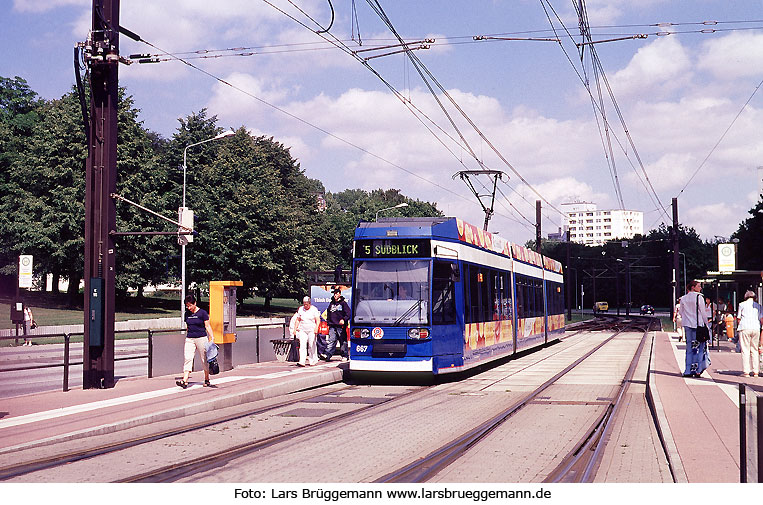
left=574, top=0, right=625, bottom=210
left=261, top=0, right=547, bottom=228
left=127, top=34, right=486, bottom=212
left=365, top=0, right=566, bottom=220
left=129, top=20, right=763, bottom=62
left=539, top=0, right=670, bottom=223
left=675, top=76, right=763, bottom=198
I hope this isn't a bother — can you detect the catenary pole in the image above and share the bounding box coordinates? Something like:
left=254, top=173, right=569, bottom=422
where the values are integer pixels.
left=83, top=0, right=119, bottom=388
left=672, top=198, right=680, bottom=321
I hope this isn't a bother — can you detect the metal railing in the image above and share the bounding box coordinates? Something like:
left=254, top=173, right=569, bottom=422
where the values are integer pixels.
left=0, top=320, right=287, bottom=392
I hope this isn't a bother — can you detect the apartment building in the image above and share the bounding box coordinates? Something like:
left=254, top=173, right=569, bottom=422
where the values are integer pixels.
left=564, top=205, right=643, bottom=246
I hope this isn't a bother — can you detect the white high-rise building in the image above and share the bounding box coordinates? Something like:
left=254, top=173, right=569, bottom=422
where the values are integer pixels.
left=564, top=204, right=643, bottom=246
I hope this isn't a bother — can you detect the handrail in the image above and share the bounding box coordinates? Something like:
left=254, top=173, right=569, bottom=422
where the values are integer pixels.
left=0, top=320, right=288, bottom=392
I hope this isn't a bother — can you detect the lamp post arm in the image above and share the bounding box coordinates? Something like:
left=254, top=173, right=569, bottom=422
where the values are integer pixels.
left=182, top=137, right=218, bottom=209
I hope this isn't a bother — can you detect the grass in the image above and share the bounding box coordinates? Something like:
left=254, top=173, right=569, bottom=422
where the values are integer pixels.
left=0, top=292, right=301, bottom=330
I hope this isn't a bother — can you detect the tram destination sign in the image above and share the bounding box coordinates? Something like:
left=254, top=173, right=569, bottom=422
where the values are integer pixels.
left=355, top=239, right=430, bottom=258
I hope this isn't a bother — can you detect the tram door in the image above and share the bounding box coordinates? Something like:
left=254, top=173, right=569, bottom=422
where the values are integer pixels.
left=432, top=260, right=460, bottom=363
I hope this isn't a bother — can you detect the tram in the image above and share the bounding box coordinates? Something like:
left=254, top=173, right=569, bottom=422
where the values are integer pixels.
left=348, top=217, right=564, bottom=375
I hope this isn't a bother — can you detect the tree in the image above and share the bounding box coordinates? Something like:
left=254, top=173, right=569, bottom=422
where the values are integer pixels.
left=323, top=188, right=443, bottom=269
left=732, top=197, right=763, bottom=270
left=0, top=76, right=43, bottom=294
left=541, top=223, right=713, bottom=310
left=184, top=128, right=326, bottom=307
left=112, top=90, right=175, bottom=301
left=23, top=90, right=87, bottom=299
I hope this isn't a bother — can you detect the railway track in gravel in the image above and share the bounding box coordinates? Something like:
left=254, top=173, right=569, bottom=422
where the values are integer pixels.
left=376, top=317, right=659, bottom=483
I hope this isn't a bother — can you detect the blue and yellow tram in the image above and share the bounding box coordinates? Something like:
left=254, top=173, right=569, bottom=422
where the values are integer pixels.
left=348, top=217, right=564, bottom=375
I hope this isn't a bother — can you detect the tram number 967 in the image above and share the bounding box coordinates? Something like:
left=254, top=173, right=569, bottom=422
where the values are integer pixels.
left=356, top=345, right=369, bottom=353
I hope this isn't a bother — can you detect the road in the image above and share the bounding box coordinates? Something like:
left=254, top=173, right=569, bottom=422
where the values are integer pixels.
left=0, top=340, right=148, bottom=399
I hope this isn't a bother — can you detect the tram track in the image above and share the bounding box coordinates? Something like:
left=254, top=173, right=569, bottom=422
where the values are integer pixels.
left=0, top=383, right=430, bottom=483
left=3, top=317, right=665, bottom=483
left=376, top=317, right=659, bottom=483
left=543, top=318, right=657, bottom=482
left=0, top=382, right=358, bottom=481
left=126, top=322, right=652, bottom=483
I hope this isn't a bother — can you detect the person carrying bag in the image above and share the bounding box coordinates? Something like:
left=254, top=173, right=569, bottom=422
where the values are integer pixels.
left=678, top=280, right=711, bottom=378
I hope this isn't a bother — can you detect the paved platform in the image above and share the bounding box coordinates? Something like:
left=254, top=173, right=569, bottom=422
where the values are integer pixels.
left=0, top=329, right=758, bottom=482
left=650, top=330, right=760, bottom=483
left=0, top=358, right=345, bottom=456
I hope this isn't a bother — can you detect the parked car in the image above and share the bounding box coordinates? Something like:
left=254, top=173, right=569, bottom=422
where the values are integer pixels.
left=593, top=301, right=609, bottom=313
left=640, top=304, right=655, bottom=315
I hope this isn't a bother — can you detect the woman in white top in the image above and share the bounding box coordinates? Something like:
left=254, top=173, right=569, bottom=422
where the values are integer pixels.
left=678, top=280, right=711, bottom=378
left=23, top=306, right=34, bottom=346
left=294, top=296, right=321, bottom=367
left=737, top=290, right=762, bottom=377
left=673, top=300, right=683, bottom=342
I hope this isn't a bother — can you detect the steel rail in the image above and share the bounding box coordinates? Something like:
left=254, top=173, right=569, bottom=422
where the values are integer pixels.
left=543, top=318, right=655, bottom=482
left=119, top=385, right=431, bottom=483
left=375, top=322, right=644, bottom=483
left=0, top=383, right=353, bottom=481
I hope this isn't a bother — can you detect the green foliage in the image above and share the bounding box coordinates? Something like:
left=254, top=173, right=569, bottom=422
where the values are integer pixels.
left=732, top=197, right=763, bottom=270
left=0, top=76, right=44, bottom=282
left=323, top=188, right=443, bottom=269
left=0, top=77, right=444, bottom=304
left=541, top=223, right=714, bottom=308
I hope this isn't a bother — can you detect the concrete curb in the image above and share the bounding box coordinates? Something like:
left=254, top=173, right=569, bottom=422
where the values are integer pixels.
left=646, top=331, right=688, bottom=483
left=0, top=367, right=344, bottom=455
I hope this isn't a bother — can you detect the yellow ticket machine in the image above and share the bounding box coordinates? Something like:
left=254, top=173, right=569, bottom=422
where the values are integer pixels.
left=209, top=280, right=242, bottom=371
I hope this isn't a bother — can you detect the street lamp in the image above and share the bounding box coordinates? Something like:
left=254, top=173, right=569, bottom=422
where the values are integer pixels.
left=668, top=249, right=687, bottom=294
left=180, top=130, right=235, bottom=322
left=678, top=251, right=686, bottom=294
left=376, top=202, right=408, bottom=221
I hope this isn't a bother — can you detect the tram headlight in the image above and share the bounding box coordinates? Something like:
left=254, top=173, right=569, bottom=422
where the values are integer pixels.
left=407, top=328, right=429, bottom=339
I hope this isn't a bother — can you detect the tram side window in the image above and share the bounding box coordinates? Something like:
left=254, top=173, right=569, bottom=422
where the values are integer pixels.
left=480, top=268, right=495, bottom=321
left=433, top=261, right=458, bottom=325
left=548, top=281, right=563, bottom=315
left=468, top=265, right=482, bottom=323
left=516, top=274, right=545, bottom=318
left=503, top=273, right=513, bottom=320
left=535, top=279, right=544, bottom=318
left=464, top=264, right=505, bottom=324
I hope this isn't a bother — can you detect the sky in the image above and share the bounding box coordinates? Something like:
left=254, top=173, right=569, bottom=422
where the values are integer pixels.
left=3, top=0, right=763, bottom=245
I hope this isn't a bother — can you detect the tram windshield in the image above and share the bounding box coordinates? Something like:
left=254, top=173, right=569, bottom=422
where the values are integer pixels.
left=353, top=260, right=430, bottom=325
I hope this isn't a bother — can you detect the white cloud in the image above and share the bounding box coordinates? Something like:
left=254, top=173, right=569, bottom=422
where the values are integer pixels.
left=13, top=0, right=87, bottom=13
left=684, top=202, right=746, bottom=239
left=608, top=36, right=693, bottom=98
left=208, top=71, right=289, bottom=112
left=698, top=32, right=763, bottom=81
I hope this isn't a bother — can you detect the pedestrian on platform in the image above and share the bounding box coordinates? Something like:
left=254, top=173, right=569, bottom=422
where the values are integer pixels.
left=673, top=299, right=683, bottom=342
left=294, top=296, right=321, bottom=366
left=678, top=280, right=711, bottom=378
left=724, top=311, right=739, bottom=352
left=736, top=291, right=762, bottom=377
left=322, top=287, right=351, bottom=361
left=23, top=305, right=35, bottom=346
left=177, top=294, right=214, bottom=388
